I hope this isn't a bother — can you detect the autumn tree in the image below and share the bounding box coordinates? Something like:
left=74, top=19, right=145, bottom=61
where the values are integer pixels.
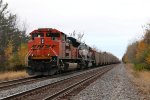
left=17, top=43, right=28, bottom=66
left=4, top=40, right=14, bottom=70
left=123, top=42, right=138, bottom=63
left=0, top=0, right=29, bottom=54
left=0, top=0, right=17, bottom=53
left=123, top=24, right=150, bottom=70
left=144, top=28, right=150, bottom=68
left=0, top=0, right=29, bottom=71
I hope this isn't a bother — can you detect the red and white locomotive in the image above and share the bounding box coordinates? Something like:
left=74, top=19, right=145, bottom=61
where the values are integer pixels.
left=26, top=28, right=119, bottom=75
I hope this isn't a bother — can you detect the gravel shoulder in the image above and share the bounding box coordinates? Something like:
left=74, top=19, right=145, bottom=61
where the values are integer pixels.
left=72, top=64, right=145, bottom=100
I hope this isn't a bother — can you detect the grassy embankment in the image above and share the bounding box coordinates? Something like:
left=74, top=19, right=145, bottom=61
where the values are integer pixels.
left=125, top=64, right=150, bottom=99
left=0, top=71, right=28, bottom=81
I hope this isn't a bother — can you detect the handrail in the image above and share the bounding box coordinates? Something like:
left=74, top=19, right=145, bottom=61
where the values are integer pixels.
left=25, top=49, right=33, bottom=66
left=50, top=47, right=58, bottom=56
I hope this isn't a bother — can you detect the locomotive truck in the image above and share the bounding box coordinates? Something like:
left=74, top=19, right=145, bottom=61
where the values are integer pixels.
left=25, top=28, right=119, bottom=75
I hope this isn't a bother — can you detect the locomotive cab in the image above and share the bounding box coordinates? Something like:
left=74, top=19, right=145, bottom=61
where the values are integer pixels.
left=28, top=28, right=64, bottom=58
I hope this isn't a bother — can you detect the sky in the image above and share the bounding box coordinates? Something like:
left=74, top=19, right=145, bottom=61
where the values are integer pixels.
left=4, top=0, right=150, bottom=59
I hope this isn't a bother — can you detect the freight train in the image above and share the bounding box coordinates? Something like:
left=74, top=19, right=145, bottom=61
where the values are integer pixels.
left=25, top=28, right=119, bottom=75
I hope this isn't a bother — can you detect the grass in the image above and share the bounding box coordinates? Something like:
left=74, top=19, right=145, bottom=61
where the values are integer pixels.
left=125, top=64, right=150, bottom=99
left=0, top=70, right=29, bottom=81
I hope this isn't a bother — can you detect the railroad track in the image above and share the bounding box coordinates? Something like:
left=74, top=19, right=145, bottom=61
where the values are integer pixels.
left=1, top=65, right=115, bottom=100
left=0, top=67, right=100, bottom=91
left=45, top=66, right=113, bottom=100
left=0, top=73, right=73, bottom=91
left=0, top=76, right=37, bottom=90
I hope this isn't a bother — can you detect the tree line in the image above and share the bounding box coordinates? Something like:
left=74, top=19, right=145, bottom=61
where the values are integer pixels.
left=122, top=25, right=150, bottom=70
left=0, top=0, right=29, bottom=71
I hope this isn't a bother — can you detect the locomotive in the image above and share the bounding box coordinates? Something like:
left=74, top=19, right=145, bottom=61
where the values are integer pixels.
left=26, top=28, right=119, bottom=75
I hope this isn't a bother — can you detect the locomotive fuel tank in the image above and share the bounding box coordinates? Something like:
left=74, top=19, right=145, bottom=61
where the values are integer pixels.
left=65, top=62, right=78, bottom=70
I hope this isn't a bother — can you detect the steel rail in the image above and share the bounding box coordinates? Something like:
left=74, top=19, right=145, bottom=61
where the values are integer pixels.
left=43, top=66, right=113, bottom=100
left=0, top=76, right=36, bottom=89
left=0, top=65, right=114, bottom=100
left=0, top=66, right=100, bottom=91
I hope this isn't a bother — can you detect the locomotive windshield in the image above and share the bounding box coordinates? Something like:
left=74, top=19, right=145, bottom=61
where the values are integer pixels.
left=46, top=32, right=60, bottom=40
left=32, top=33, right=44, bottom=40
left=46, top=33, right=60, bottom=37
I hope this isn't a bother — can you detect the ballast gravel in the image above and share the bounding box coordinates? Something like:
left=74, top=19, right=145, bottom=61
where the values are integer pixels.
left=72, top=64, right=144, bottom=100
left=0, top=66, right=105, bottom=99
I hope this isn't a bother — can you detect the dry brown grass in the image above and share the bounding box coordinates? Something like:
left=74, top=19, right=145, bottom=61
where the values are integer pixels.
left=125, top=64, right=150, bottom=99
left=0, top=70, right=29, bottom=81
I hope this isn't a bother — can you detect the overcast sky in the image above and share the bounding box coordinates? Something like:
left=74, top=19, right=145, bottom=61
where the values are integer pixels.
left=4, top=0, right=150, bottom=59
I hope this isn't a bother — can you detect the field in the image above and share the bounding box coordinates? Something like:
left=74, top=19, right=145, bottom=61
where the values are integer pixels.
left=125, top=64, right=150, bottom=99
left=0, top=71, right=28, bottom=81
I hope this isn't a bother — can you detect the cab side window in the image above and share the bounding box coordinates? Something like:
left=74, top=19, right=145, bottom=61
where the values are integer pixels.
left=62, top=34, right=66, bottom=41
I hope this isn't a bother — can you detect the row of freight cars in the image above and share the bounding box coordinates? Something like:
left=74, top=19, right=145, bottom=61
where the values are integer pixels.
left=94, top=52, right=120, bottom=66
